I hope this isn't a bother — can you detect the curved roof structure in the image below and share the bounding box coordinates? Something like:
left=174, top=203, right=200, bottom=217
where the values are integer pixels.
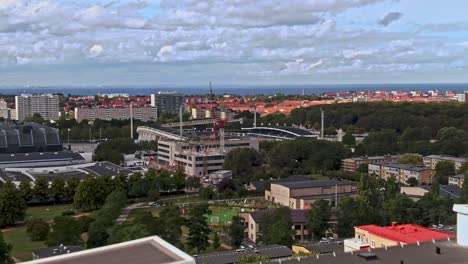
left=242, top=126, right=318, bottom=140
left=0, top=122, right=62, bottom=153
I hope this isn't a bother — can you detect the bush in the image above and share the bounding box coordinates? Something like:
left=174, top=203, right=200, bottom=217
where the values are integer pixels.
left=62, top=210, right=76, bottom=216
left=26, top=218, right=50, bottom=241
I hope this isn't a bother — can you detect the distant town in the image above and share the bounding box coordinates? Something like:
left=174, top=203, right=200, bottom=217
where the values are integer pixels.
left=0, top=89, right=467, bottom=264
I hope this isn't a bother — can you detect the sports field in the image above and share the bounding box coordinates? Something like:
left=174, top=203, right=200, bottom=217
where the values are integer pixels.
left=207, top=207, right=239, bottom=225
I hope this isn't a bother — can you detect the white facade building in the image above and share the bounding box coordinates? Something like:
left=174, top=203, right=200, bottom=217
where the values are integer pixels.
left=15, top=94, right=59, bottom=121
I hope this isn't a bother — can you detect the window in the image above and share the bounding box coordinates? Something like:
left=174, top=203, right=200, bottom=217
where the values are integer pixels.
left=371, top=241, right=376, bottom=248
left=295, top=225, right=302, bottom=230
left=251, top=224, right=253, bottom=229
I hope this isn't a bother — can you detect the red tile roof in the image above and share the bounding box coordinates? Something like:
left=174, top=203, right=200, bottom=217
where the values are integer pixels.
left=356, top=224, right=455, bottom=244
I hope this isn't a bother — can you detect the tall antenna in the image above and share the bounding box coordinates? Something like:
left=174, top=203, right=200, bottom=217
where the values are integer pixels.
left=320, top=107, right=324, bottom=139
left=179, top=105, right=183, bottom=137
left=209, top=81, right=217, bottom=141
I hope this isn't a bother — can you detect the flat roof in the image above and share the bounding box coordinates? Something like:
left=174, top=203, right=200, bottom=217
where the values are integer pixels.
left=249, top=209, right=308, bottom=223
left=0, top=151, right=85, bottom=164
left=370, top=162, right=430, bottom=172
left=345, top=155, right=399, bottom=161
left=274, top=179, right=353, bottom=189
left=356, top=224, right=455, bottom=244
left=425, top=155, right=468, bottom=163
left=265, top=241, right=468, bottom=264
left=194, top=245, right=293, bottom=264
left=24, top=236, right=195, bottom=264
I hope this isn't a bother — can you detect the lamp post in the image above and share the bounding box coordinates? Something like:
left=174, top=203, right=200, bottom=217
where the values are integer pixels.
left=67, top=128, right=71, bottom=151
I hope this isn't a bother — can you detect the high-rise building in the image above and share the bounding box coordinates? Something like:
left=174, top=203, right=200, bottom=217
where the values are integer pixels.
left=150, top=92, right=183, bottom=114
left=0, top=99, right=11, bottom=119
left=15, top=94, right=59, bottom=121
left=74, top=106, right=157, bottom=122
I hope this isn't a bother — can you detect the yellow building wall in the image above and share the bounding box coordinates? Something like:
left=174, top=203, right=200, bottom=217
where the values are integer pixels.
left=355, top=228, right=399, bottom=249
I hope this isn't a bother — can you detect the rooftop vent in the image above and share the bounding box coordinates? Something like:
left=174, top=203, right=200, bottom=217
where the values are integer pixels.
left=357, top=252, right=377, bottom=260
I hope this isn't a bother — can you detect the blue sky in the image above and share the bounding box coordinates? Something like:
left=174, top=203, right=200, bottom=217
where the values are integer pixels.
left=0, top=0, right=467, bottom=86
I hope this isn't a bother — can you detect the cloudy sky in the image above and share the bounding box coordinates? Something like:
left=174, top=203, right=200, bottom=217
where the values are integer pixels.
left=1, top=0, right=467, bottom=86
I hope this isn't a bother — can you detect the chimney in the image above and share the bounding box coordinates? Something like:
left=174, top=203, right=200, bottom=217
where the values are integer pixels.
left=453, top=204, right=468, bottom=246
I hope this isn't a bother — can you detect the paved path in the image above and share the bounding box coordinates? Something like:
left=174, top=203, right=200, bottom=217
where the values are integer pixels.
left=116, top=202, right=145, bottom=224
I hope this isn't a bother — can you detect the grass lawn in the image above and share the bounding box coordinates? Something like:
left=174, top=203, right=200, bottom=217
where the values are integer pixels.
left=3, top=227, right=46, bottom=261
left=127, top=207, right=162, bottom=220
left=207, top=207, right=239, bottom=225
left=25, top=204, right=75, bottom=222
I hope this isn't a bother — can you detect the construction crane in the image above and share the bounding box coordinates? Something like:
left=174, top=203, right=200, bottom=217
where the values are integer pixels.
left=208, top=82, right=226, bottom=153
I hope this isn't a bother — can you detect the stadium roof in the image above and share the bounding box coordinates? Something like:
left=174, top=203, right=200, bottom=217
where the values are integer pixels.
left=0, top=122, right=62, bottom=153
left=355, top=224, right=455, bottom=244
left=242, top=126, right=318, bottom=140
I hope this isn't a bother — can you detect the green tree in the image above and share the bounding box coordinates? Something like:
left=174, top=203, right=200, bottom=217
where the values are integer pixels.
left=65, top=177, right=80, bottom=201
left=355, top=129, right=399, bottom=156
left=212, top=232, right=221, bottom=250
left=229, top=216, right=245, bottom=248
left=74, top=177, right=109, bottom=211
left=157, top=206, right=184, bottom=245
left=307, top=200, right=331, bottom=240
left=47, top=216, right=82, bottom=246
left=458, top=163, right=468, bottom=175
left=186, top=204, right=211, bottom=253
left=342, top=132, right=356, bottom=146
left=259, top=207, right=295, bottom=247
left=224, top=148, right=262, bottom=182
left=86, top=221, right=109, bottom=248
left=336, top=197, right=375, bottom=237
left=18, top=181, right=33, bottom=203
left=458, top=173, right=468, bottom=203
left=109, top=224, right=150, bottom=244
left=0, top=232, right=13, bottom=264
left=398, top=154, right=423, bottom=166
left=238, top=255, right=269, bottom=264
left=33, top=177, right=50, bottom=203
left=26, top=218, right=50, bottom=241
left=50, top=178, right=66, bottom=203
left=383, top=194, right=418, bottom=224
left=0, top=182, right=27, bottom=227
left=435, top=161, right=456, bottom=184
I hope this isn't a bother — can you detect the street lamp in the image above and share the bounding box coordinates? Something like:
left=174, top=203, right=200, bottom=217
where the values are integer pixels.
left=67, top=128, right=71, bottom=151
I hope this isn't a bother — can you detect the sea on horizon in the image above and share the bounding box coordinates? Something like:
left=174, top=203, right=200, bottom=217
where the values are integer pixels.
left=0, top=83, right=467, bottom=96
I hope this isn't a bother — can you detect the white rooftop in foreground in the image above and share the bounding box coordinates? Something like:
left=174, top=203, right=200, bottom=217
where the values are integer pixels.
left=453, top=204, right=468, bottom=246
left=23, top=236, right=195, bottom=264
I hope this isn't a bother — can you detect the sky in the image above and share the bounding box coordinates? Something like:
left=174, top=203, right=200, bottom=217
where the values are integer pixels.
left=0, top=0, right=468, bottom=86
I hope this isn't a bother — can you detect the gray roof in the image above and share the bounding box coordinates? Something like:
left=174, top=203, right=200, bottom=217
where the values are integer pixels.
left=33, top=245, right=83, bottom=259
left=195, top=245, right=294, bottom=264
left=274, top=179, right=353, bottom=189
left=421, top=185, right=461, bottom=199
left=83, top=162, right=132, bottom=176
left=265, top=241, right=468, bottom=264
left=425, top=155, right=468, bottom=163
left=449, top=174, right=465, bottom=180
left=371, top=162, right=430, bottom=172
left=249, top=209, right=308, bottom=224
left=251, top=175, right=310, bottom=191
left=346, top=155, right=399, bottom=161
left=294, top=192, right=355, bottom=201
left=0, top=151, right=85, bottom=164
left=295, top=241, right=344, bottom=255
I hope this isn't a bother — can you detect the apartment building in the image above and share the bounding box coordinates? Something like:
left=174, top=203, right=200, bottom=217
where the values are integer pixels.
left=15, top=94, right=59, bottom=121
left=242, top=209, right=309, bottom=243
left=0, top=99, right=11, bottom=119
left=368, top=162, right=433, bottom=184
left=341, top=155, right=399, bottom=173
left=191, top=107, right=237, bottom=120
left=423, top=155, right=468, bottom=171
left=344, top=223, right=455, bottom=252
left=150, top=92, right=183, bottom=114
left=449, top=174, right=465, bottom=188
left=265, top=179, right=354, bottom=209
left=157, top=138, right=259, bottom=177
left=74, top=106, right=157, bottom=122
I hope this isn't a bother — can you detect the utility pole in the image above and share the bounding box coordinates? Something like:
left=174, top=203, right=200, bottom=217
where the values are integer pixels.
left=67, top=128, right=70, bottom=151
left=130, top=102, right=134, bottom=139
left=320, top=107, right=324, bottom=139
left=253, top=105, right=257, bottom=128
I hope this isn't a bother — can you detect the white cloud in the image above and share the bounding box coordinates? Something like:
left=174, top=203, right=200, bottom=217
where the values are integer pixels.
left=0, top=0, right=466, bottom=84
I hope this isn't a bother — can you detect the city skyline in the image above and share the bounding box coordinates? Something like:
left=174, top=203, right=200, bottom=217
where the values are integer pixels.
left=1, top=0, right=468, bottom=86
